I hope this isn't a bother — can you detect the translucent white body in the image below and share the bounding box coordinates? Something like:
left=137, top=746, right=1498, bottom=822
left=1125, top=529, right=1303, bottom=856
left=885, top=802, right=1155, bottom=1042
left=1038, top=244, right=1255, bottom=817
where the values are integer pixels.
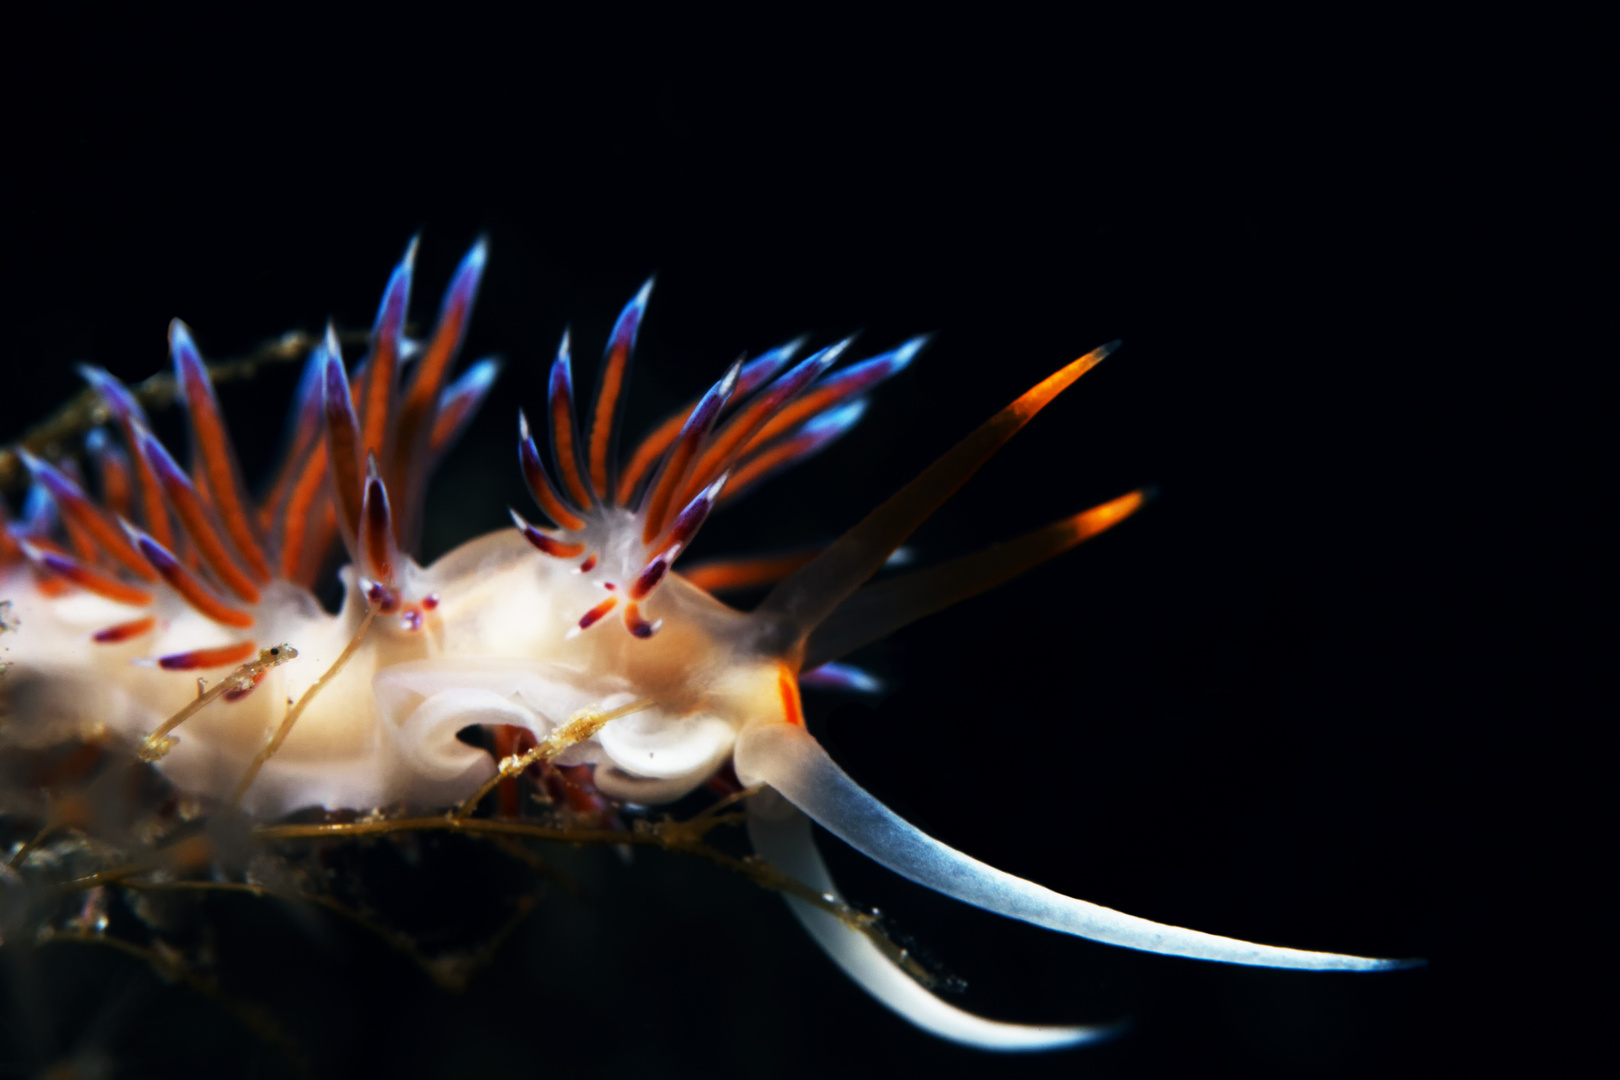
left=1, top=529, right=788, bottom=817
left=0, top=260, right=1416, bottom=1050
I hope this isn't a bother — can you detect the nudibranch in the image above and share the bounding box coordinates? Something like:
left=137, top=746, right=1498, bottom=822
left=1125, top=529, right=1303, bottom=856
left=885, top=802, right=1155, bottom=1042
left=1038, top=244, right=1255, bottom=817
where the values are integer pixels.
left=0, top=239, right=1417, bottom=1051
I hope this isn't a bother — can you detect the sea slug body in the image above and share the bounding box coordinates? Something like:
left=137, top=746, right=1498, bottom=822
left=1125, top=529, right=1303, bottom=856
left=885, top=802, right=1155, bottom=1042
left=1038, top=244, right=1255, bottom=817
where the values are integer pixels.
left=0, top=239, right=1417, bottom=1050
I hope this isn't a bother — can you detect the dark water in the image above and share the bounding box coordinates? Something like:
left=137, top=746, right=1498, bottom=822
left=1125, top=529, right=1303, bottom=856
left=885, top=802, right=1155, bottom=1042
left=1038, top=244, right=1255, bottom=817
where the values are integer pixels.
left=1, top=21, right=1574, bottom=1079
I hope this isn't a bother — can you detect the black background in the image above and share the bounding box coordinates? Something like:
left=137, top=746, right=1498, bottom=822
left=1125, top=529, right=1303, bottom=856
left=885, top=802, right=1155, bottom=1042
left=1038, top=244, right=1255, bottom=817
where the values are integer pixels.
left=0, top=12, right=1594, bottom=1079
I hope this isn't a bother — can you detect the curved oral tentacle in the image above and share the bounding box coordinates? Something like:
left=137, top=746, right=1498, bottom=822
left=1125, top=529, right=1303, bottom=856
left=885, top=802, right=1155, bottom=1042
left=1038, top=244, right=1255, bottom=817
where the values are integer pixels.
left=746, top=791, right=1125, bottom=1050
left=735, top=722, right=1422, bottom=972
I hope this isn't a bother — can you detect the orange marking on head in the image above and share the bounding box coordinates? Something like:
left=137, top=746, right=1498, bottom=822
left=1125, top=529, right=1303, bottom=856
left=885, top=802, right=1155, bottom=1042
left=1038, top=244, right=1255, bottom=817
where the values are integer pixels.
left=778, top=667, right=804, bottom=726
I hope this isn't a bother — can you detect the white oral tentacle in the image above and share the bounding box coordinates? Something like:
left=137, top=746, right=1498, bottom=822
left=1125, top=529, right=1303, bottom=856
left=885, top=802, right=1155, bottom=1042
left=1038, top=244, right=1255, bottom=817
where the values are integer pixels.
left=745, top=787, right=1123, bottom=1050
left=735, top=722, right=1419, bottom=972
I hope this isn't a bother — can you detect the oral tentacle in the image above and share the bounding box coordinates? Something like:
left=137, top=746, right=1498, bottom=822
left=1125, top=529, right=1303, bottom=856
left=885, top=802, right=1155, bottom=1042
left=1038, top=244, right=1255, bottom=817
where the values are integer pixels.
left=745, top=790, right=1125, bottom=1051
left=745, top=790, right=1127, bottom=1049
left=736, top=722, right=1420, bottom=971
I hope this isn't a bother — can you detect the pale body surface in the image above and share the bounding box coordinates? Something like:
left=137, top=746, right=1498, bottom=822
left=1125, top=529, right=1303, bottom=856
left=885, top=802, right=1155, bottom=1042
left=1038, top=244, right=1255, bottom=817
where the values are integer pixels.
left=0, top=240, right=1417, bottom=1051
left=1, top=529, right=783, bottom=817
